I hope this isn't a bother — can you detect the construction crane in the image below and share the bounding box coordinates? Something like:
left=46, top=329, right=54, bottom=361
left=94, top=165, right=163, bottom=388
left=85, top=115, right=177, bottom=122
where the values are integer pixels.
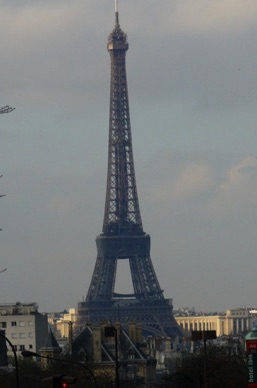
left=0, top=105, right=15, bottom=114
left=0, top=106, right=14, bottom=231
left=0, top=175, right=4, bottom=231
left=0, top=175, right=5, bottom=197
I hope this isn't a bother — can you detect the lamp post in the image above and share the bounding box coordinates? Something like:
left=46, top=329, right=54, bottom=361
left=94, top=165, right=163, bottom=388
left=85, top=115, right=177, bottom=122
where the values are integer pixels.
left=22, top=350, right=98, bottom=387
left=191, top=330, right=216, bottom=388
left=105, top=326, right=119, bottom=388
left=0, top=332, right=20, bottom=388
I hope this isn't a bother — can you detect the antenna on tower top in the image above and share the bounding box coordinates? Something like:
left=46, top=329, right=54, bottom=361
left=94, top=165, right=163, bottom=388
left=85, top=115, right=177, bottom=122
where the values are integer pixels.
left=115, top=0, right=119, bottom=26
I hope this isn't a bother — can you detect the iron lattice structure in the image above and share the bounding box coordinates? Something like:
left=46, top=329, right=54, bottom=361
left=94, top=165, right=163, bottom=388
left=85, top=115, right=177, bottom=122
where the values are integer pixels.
left=77, top=10, right=180, bottom=337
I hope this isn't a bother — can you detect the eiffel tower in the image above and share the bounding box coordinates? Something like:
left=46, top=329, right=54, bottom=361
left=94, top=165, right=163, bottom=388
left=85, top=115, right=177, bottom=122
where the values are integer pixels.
left=77, top=1, right=180, bottom=337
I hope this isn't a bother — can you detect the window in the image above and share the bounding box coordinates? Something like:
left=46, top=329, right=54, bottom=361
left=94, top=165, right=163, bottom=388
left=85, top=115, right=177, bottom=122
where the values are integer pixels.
left=19, top=333, right=25, bottom=339
left=28, top=333, right=33, bottom=338
left=19, top=345, right=25, bottom=351
left=233, top=319, right=237, bottom=335
left=11, top=333, right=17, bottom=339
left=13, top=345, right=17, bottom=351
left=19, top=321, right=25, bottom=327
left=29, top=344, right=33, bottom=349
left=0, top=322, right=6, bottom=328
left=11, top=321, right=17, bottom=327
left=28, top=321, right=33, bottom=326
left=221, top=321, right=225, bottom=335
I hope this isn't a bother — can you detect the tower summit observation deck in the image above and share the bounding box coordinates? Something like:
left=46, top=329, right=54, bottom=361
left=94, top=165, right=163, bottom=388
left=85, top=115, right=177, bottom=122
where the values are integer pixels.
left=76, top=1, right=180, bottom=337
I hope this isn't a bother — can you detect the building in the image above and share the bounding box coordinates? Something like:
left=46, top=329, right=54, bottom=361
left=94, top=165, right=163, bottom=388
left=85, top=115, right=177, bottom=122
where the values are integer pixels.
left=51, top=308, right=78, bottom=353
left=0, top=302, right=48, bottom=357
left=55, top=308, right=77, bottom=339
left=72, top=322, right=157, bottom=386
left=40, top=329, right=62, bottom=368
left=176, top=307, right=253, bottom=337
left=47, top=309, right=76, bottom=352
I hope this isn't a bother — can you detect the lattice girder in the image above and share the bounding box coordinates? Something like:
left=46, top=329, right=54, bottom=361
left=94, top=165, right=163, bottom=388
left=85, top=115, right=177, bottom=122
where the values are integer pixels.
left=78, top=10, right=181, bottom=339
left=103, top=30, right=142, bottom=235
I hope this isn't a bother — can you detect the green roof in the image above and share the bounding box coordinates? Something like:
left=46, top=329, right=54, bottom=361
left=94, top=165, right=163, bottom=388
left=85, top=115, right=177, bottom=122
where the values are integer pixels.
left=245, top=326, right=257, bottom=340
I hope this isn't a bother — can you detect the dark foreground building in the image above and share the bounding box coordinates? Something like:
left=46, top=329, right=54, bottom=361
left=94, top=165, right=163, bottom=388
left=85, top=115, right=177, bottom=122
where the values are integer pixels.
left=73, top=322, right=157, bottom=386
left=76, top=3, right=180, bottom=338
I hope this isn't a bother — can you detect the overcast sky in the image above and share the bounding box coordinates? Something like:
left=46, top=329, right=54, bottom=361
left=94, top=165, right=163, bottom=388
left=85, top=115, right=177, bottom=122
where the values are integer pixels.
left=1, top=0, right=257, bottom=314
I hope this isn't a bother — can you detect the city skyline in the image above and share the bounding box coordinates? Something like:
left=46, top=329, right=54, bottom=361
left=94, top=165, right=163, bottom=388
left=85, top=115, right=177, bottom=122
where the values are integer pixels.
left=1, top=0, right=257, bottom=313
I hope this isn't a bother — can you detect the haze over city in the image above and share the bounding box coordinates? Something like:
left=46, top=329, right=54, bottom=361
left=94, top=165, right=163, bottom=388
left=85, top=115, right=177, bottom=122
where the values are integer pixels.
left=1, top=0, right=257, bottom=314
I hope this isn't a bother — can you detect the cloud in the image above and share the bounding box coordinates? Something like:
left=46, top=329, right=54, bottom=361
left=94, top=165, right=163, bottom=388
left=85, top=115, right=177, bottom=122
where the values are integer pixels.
left=206, top=156, right=257, bottom=216
left=0, top=1, right=109, bottom=106
left=141, top=153, right=257, bottom=219
left=1, top=1, right=257, bottom=313
left=220, top=156, right=257, bottom=189
left=172, top=163, right=214, bottom=200
left=160, top=0, right=257, bottom=37
left=140, top=153, right=214, bottom=204
left=1, top=0, right=257, bottom=111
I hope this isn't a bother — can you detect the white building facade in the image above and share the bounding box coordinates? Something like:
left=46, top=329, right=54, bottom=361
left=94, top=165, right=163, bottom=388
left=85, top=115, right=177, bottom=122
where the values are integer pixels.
left=0, top=302, right=48, bottom=357
left=55, top=308, right=77, bottom=338
left=176, top=308, right=253, bottom=337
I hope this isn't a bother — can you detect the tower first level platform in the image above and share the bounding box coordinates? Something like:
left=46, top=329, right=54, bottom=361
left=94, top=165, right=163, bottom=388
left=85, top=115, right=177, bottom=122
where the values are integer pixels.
left=77, top=298, right=179, bottom=338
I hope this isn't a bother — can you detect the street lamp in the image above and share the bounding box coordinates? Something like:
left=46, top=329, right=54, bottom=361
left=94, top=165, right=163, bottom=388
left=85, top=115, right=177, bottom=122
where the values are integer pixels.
left=0, top=332, right=20, bottom=388
left=191, top=330, right=217, bottom=388
left=22, top=350, right=98, bottom=387
left=105, top=326, right=119, bottom=388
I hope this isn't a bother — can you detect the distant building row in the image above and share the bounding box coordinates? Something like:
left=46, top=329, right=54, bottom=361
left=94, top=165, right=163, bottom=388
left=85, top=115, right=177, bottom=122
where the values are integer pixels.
left=176, top=307, right=254, bottom=337
left=1, top=302, right=257, bottom=366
